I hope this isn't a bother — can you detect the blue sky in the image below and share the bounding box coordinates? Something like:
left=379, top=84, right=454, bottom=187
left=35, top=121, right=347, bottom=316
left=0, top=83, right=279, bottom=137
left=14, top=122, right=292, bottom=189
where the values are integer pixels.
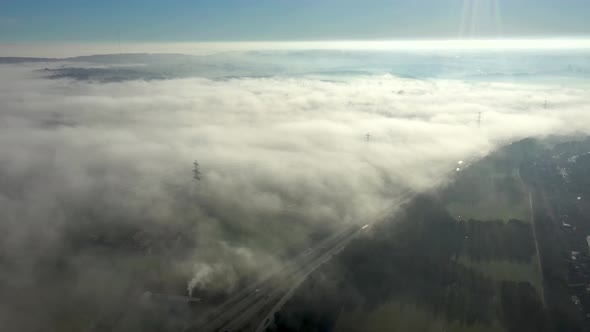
left=0, top=0, right=589, bottom=42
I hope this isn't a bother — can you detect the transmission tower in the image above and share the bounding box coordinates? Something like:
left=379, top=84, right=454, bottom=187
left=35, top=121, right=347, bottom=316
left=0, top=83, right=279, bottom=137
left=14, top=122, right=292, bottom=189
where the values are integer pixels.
left=193, top=161, right=201, bottom=181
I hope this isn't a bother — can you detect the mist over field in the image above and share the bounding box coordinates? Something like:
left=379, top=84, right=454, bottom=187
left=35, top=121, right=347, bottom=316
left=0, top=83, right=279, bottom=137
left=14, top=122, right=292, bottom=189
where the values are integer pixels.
left=1, top=48, right=590, bottom=331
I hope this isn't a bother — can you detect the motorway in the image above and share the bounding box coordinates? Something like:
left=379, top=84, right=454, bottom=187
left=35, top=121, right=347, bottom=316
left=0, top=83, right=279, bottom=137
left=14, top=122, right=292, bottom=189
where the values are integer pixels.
left=183, top=223, right=366, bottom=332
left=182, top=189, right=417, bottom=332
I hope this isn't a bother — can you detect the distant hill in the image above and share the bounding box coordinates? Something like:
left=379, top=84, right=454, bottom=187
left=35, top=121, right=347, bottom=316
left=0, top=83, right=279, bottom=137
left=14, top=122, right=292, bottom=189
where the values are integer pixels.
left=0, top=53, right=201, bottom=64
left=0, top=57, right=61, bottom=63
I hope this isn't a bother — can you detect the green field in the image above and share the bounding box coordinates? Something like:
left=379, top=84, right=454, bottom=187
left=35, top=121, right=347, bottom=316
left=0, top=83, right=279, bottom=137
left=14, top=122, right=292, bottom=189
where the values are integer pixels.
left=334, top=301, right=504, bottom=332
left=444, top=143, right=534, bottom=224
left=446, top=166, right=530, bottom=223
left=447, top=150, right=545, bottom=304
left=455, top=255, right=543, bottom=296
left=447, top=198, right=529, bottom=224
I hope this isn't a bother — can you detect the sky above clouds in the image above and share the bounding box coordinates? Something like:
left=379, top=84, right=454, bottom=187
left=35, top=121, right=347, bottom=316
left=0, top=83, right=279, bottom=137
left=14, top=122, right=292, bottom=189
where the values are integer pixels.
left=1, top=0, right=590, bottom=42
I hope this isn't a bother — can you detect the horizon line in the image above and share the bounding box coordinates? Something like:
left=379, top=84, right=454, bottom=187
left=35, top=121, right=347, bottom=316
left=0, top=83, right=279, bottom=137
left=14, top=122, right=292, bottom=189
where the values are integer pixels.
left=2, top=38, right=590, bottom=58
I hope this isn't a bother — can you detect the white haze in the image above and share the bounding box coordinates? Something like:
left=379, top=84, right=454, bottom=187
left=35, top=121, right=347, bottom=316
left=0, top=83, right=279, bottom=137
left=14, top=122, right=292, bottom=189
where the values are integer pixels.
left=2, top=39, right=590, bottom=57
left=0, top=51, right=589, bottom=331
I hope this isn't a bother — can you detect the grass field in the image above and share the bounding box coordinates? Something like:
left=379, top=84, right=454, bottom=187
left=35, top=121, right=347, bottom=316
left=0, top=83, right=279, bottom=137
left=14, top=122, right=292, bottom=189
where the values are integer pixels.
left=455, top=255, right=543, bottom=296
left=334, top=301, right=505, bottom=332
left=447, top=199, right=529, bottom=223
left=446, top=159, right=530, bottom=223
left=447, top=151, right=545, bottom=304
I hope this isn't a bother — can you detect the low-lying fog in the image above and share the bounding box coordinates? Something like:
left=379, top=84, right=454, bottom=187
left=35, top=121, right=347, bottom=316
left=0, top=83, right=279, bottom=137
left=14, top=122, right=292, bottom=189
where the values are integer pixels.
left=0, top=48, right=589, bottom=331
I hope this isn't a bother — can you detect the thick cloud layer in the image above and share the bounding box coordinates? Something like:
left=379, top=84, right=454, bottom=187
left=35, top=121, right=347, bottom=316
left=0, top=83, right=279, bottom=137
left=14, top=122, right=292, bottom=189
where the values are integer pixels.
left=0, top=53, right=589, bottom=331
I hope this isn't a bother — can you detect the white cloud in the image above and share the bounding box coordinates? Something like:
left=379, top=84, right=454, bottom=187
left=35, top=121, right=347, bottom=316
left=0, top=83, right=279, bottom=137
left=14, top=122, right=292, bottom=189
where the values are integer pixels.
left=2, top=39, right=590, bottom=58
left=1, top=61, right=589, bottom=330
